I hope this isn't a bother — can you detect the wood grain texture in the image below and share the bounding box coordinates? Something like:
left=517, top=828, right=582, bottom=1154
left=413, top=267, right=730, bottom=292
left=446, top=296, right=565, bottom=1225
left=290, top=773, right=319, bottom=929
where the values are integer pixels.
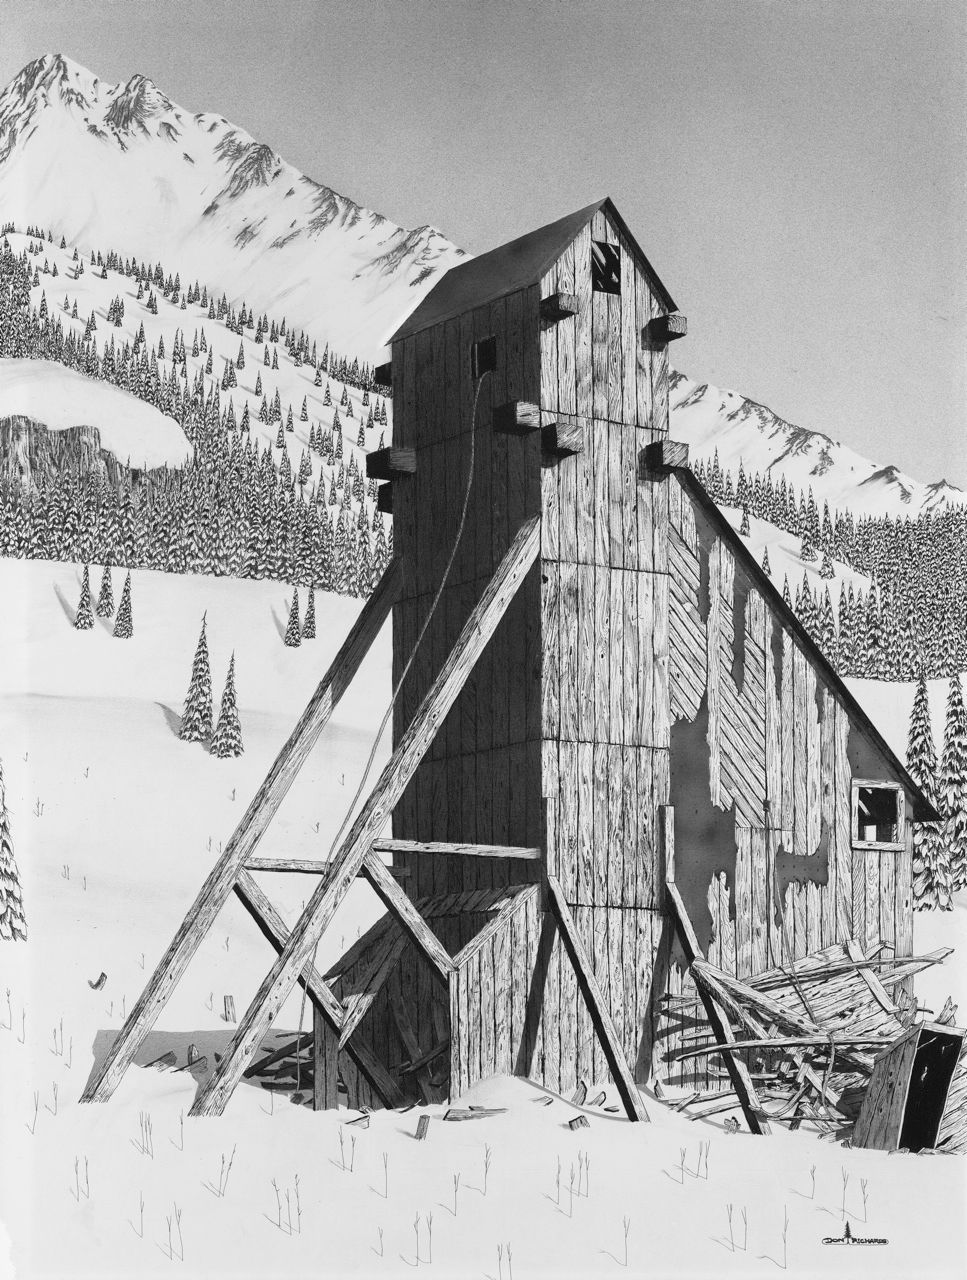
left=546, top=876, right=649, bottom=1121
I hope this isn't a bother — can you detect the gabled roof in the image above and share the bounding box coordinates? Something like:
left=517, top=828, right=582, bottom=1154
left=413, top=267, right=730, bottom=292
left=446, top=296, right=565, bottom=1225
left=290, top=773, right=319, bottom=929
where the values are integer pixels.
left=673, top=465, right=939, bottom=824
left=389, top=197, right=678, bottom=344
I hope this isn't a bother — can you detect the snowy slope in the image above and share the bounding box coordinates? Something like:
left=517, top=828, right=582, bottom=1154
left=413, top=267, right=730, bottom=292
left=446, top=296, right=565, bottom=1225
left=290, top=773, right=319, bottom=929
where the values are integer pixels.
left=670, top=371, right=966, bottom=518
left=9, top=229, right=384, bottom=514
left=0, top=358, right=190, bottom=468
left=0, top=55, right=466, bottom=358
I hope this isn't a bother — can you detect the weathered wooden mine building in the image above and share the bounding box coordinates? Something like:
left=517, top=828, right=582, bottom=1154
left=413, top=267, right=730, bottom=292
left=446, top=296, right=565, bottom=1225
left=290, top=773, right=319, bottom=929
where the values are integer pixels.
left=86, top=199, right=958, bottom=1140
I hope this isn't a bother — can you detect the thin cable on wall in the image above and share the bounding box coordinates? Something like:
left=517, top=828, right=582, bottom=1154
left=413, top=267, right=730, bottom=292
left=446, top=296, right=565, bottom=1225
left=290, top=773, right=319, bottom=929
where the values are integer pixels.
left=292, top=368, right=491, bottom=1089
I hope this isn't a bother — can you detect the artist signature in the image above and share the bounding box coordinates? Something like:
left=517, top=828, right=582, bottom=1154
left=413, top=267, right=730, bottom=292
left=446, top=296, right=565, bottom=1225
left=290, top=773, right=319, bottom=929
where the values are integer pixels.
left=822, top=1223, right=888, bottom=1247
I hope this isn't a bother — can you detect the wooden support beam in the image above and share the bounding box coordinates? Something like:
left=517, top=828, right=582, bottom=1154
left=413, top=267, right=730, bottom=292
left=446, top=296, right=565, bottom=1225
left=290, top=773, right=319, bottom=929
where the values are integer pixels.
left=338, top=927, right=409, bottom=1049
left=493, top=400, right=541, bottom=435
left=661, top=806, right=770, bottom=1135
left=643, top=312, right=687, bottom=344
left=376, top=483, right=393, bottom=514
left=540, top=292, right=579, bottom=321
left=80, top=559, right=402, bottom=1104
left=366, top=447, right=417, bottom=481
left=373, top=839, right=542, bottom=860
left=666, top=882, right=771, bottom=1134
left=545, top=874, right=649, bottom=1123
left=246, top=856, right=410, bottom=878
left=453, top=885, right=538, bottom=968
left=361, top=848, right=456, bottom=982
left=644, top=439, right=690, bottom=473
left=188, top=517, right=540, bottom=1116
left=541, top=414, right=584, bottom=458
left=232, top=869, right=406, bottom=1107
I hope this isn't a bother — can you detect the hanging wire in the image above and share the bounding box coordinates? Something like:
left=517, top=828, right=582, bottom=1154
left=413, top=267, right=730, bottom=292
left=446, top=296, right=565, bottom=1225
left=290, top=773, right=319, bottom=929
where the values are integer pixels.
left=292, top=369, right=492, bottom=1093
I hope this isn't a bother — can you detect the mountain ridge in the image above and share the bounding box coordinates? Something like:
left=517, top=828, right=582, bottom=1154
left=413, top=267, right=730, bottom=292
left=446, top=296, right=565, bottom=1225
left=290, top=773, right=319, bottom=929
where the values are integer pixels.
left=0, top=53, right=466, bottom=357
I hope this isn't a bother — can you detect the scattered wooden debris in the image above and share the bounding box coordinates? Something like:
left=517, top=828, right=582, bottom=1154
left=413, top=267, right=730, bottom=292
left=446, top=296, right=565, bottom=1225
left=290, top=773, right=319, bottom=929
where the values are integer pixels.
left=146, top=1051, right=176, bottom=1071
left=415, top=1115, right=430, bottom=1140
left=568, top=1115, right=590, bottom=1131
left=570, top=1080, right=588, bottom=1106
left=223, top=995, right=235, bottom=1022
left=346, top=1113, right=370, bottom=1128
left=443, top=1107, right=507, bottom=1122
left=88, top=972, right=107, bottom=990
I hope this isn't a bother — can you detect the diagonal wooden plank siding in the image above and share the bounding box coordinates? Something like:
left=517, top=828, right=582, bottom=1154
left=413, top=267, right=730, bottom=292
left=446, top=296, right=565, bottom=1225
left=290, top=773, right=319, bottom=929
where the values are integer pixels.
left=655, top=474, right=917, bottom=1087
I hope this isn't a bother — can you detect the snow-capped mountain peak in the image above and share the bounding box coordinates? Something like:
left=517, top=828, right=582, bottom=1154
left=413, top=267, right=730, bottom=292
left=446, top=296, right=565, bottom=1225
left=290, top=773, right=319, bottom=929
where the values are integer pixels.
left=0, top=54, right=467, bottom=356
left=669, top=372, right=965, bottom=518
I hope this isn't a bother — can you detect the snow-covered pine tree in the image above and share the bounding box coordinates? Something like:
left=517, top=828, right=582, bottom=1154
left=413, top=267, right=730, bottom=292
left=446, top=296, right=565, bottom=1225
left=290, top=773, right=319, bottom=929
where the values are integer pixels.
left=179, top=614, right=213, bottom=742
left=907, top=672, right=952, bottom=910
left=740, top=504, right=750, bottom=537
left=0, top=758, right=26, bottom=941
left=303, top=587, right=316, bottom=639
left=74, top=565, right=94, bottom=629
left=95, top=563, right=114, bottom=617
left=940, top=674, right=967, bottom=890
left=113, top=571, right=134, bottom=637
left=284, top=590, right=302, bottom=647
left=210, top=653, right=243, bottom=758
left=761, top=546, right=771, bottom=576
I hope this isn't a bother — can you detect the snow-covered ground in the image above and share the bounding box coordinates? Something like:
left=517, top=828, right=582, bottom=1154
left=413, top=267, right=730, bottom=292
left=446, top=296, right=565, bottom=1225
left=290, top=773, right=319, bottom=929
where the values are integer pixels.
left=0, top=359, right=190, bottom=469
left=0, top=555, right=965, bottom=1278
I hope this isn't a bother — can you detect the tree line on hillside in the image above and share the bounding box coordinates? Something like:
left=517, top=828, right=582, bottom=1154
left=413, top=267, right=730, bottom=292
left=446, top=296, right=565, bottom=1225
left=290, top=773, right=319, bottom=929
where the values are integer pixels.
left=906, top=672, right=967, bottom=911
left=696, top=453, right=967, bottom=681
left=0, top=233, right=391, bottom=596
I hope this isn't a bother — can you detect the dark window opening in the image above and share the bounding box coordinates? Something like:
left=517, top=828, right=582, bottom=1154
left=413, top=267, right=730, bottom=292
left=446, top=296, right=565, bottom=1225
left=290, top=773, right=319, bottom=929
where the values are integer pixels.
left=855, top=784, right=901, bottom=845
left=591, top=241, right=621, bottom=294
left=899, top=1029, right=963, bottom=1152
left=470, top=335, right=497, bottom=379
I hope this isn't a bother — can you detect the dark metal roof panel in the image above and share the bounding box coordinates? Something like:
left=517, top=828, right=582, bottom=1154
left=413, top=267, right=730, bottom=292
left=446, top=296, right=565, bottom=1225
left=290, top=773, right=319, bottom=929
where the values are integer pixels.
left=388, top=197, right=677, bottom=344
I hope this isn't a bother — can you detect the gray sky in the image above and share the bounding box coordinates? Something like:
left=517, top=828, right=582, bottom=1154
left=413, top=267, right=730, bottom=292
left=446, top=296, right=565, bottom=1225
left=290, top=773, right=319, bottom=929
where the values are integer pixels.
left=4, top=0, right=965, bottom=487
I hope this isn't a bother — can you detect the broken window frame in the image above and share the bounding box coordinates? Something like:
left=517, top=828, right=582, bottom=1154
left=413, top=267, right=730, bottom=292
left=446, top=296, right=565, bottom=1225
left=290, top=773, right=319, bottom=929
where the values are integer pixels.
left=591, top=240, right=621, bottom=295
left=851, top=779, right=905, bottom=851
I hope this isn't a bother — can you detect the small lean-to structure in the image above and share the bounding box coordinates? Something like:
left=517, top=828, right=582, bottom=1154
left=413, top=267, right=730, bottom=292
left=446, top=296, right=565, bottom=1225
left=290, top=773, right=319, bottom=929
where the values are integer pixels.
left=84, top=200, right=962, bottom=1143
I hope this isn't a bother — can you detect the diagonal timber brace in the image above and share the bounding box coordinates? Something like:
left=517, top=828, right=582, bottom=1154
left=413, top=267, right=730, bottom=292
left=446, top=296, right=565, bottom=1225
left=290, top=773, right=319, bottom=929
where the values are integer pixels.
left=545, top=875, right=649, bottom=1123
left=233, top=868, right=406, bottom=1107
left=189, top=516, right=540, bottom=1116
left=659, top=805, right=771, bottom=1135
left=81, top=558, right=403, bottom=1105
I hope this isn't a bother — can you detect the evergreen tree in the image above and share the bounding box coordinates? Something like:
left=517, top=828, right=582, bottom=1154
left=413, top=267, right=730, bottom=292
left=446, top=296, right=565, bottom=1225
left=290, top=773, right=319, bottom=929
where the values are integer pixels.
left=740, top=504, right=750, bottom=537
left=761, top=546, right=771, bottom=576
left=179, top=614, right=213, bottom=742
left=74, top=565, right=94, bottom=630
left=908, top=673, right=953, bottom=910
left=0, top=758, right=26, bottom=941
left=940, top=674, right=967, bottom=890
left=210, top=653, right=243, bottom=758
left=284, top=590, right=302, bottom=647
left=95, top=563, right=114, bottom=617
left=303, top=587, right=316, bottom=639
left=113, top=572, right=133, bottom=637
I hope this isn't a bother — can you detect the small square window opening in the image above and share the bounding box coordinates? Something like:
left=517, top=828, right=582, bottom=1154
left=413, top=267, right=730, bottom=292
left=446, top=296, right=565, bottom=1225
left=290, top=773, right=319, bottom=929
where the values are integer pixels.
left=855, top=785, right=901, bottom=845
left=591, top=241, right=621, bottom=294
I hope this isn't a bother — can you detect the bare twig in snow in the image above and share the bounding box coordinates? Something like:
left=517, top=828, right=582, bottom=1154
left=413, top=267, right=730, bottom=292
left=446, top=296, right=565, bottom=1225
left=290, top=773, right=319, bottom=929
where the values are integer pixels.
left=26, top=1091, right=39, bottom=1134
left=45, top=1082, right=58, bottom=1115
left=129, top=1190, right=144, bottom=1237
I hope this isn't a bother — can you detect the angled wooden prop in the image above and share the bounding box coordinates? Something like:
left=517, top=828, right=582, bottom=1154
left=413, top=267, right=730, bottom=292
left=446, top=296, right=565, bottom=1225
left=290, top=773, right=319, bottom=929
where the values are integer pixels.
left=80, top=558, right=402, bottom=1104
left=545, top=875, right=649, bottom=1123
left=234, top=867, right=405, bottom=1107
left=190, top=516, right=540, bottom=1115
left=360, top=848, right=456, bottom=981
left=659, top=805, right=771, bottom=1135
